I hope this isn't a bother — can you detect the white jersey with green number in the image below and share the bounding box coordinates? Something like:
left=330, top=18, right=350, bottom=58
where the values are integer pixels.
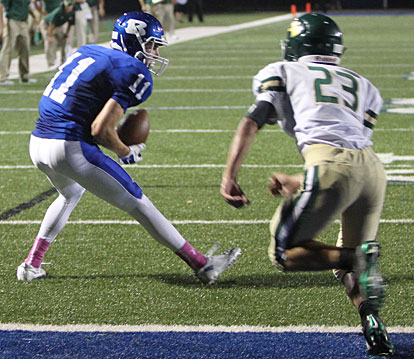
left=253, top=55, right=383, bottom=154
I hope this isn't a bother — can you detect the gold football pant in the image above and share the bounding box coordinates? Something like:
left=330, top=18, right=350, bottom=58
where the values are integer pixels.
left=269, top=144, right=386, bottom=279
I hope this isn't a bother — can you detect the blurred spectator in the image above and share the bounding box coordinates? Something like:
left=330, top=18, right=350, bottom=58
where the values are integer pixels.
left=174, top=0, right=186, bottom=23
left=73, top=0, right=91, bottom=48
left=187, top=0, right=202, bottom=22
left=313, top=0, right=342, bottom=12
left=86, top=0, right=104, bottom=44
left=39, top=0, right=64, bottom=68
left=28, top=0, right=42, bottom=45
left=145, top=0, right=176, bottom=40
left=0, top=0, right=37, bottom=84
left=44, top=0, right=74, bottom=66
left=142, top=0, right=154, bottom=13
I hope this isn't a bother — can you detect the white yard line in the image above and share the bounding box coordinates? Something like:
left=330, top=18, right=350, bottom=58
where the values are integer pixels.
left=0, top=323, right=413, bottom=333
left=2, top=104, right=414, bottom=112
left=0, top=88, right=251, bottom=94
left=0, top=164, right=303, bottom=169
left=0, top=219, right=413, bottom=225
left=384, top=108, right=414, bottom=114
left=0, top=105, right=248, bottom=111
left=1, top=165, right=412, bottom=181
left=95, top=166, right=414, bottom=173
left=2, top=128, right=414, bottom=135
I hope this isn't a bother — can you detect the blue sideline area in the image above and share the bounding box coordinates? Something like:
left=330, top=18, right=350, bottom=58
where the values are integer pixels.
left=1, top=330, right=414, bottom=358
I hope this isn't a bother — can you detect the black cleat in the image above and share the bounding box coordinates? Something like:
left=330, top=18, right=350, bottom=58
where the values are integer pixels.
left=363, top=313, right=395, bottom=356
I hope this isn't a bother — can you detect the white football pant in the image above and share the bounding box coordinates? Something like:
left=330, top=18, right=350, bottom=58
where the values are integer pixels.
left=29, top=135, right=186, bottom=251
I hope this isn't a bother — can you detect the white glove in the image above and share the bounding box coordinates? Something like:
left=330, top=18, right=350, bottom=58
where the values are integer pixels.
left=118, top=143, right=146, bottom=164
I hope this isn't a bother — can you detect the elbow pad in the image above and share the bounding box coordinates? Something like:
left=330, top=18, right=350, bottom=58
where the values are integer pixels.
left=246, top=101, right=277, bottom=129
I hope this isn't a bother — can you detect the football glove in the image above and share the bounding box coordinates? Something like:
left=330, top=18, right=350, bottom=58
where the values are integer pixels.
left=118, top=143, right=146, bottom=164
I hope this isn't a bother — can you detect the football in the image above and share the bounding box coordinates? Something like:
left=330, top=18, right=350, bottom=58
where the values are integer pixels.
left=117, top=109, right=150, bottom=146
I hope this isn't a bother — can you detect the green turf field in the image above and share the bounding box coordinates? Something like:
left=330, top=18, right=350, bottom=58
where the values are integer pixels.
left=0, top=13, right=413, bottom=328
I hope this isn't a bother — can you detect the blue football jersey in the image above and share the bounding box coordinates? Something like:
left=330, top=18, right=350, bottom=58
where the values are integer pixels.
left=33, top=45, right=153, bottom=143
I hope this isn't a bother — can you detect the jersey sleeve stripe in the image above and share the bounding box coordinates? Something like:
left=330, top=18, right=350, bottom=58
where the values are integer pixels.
left=259, top=76, right=286, bottom=93
left=364, top=109, right=377, bottom=129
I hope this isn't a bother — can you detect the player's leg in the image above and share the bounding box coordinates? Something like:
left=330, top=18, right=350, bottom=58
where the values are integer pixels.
left=187, top=0, right=193, bottom=22
left=338, top=209, right=394, bottom=355
left=17, top=137, right=86, bottom=280
left=64, top=141, right=241, bottom=283
left=16, top=20, right=31, bottom=82
left=40, top=20, right=55, bottom=68
left=54, top=26, right=66, bottom=65
left=165, top=4, right=176, bottom=38
left=339, top=199, right=386, bottom=307
left=0, top=19, right=16, bottom=82
left=74, top=7, right=87, bottom=48
left=196, top=0, right=203, bottom=22
left=87, top=5, right=99, bottom=44
left=17, top=180, right=85, bottom=279
left=268, top=165, right=355, bottom=272
left=336, top=147, right=393, bottom=355
left=350, top=147, right=394, bottom=355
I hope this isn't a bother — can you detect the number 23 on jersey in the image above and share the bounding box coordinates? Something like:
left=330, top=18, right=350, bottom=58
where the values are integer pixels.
left=308, top=66, right=359, bottom=112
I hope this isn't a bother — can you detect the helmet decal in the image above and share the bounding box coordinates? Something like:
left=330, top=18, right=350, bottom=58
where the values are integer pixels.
left=125, top=19, right=147, bottom=39
left=287, top=21, right=304, bottom=38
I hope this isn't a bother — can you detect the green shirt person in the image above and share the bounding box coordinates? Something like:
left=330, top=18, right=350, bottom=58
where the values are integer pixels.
left=44, top=0, right=74, bottom=57
left=44, top=0, right=75, bottom=28
left=43, top=0, right=62, bottom=13
left=0, top=0, right=34, bottom=83
left=0, top=0, right=31, bottom=21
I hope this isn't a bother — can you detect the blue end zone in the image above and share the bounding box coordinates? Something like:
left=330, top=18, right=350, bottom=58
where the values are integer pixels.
left=1, top=331, right=413, bottom=358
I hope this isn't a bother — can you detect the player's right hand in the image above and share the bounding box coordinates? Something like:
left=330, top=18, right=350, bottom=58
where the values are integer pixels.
left=220, top=178, right=250, bottom=208
left=118, top=143, right=146, bottom=164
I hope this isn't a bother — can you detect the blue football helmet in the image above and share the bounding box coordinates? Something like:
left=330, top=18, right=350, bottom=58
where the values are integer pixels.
left=110, top=11, right=169, bottom=76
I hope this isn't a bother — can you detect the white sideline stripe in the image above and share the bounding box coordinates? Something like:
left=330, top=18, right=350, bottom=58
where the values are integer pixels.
left=2, top=165, right=414, bottom=171
left=384, top=108, right=414, bottom=114
left=386, top=169, right=414, bottom=174
left=0, top=323, right=413, bottom=333
left=0, top=89, right=412, bottom=95
left=6, top=14, right=294, bottom=79
left=2, top=105, right=414, bottom=112
left=152, top=57, right=413, bottom=65
left=1, top=128, right=414, bottom=135
left=0, top=219, right=413, bottom=225
left=388, top=98, right=414, bottom=105
left=0, top=89, right=251, bottom=94
left=155, top=74, right=406, bottom=79
left=1, top=166, right=412, bottom=181
left=0, top=106, right=248, bottom=111
left=166, top=14, right=294, bottom=45
left=0, top=164, right=304, bottom=169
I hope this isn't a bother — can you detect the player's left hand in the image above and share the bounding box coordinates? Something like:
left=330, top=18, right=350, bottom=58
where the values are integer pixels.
left=220, top=178, right=250, bottom=208
left=118, top=143, right=146, bottom=164
left=269, top=172, right=303, bottom=197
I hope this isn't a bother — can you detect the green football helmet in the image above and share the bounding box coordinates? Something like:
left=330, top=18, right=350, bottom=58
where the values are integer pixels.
left=281, top=13, right=345, bottom=61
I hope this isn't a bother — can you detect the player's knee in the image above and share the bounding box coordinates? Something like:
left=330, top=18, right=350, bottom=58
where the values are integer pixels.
left=61, top=186, right=85, bottom=206
left=333, top=268, right=347, bottom=282
left=268, top=248, right=288, bottom=272
left=268, top=234, right=288, bottom=271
